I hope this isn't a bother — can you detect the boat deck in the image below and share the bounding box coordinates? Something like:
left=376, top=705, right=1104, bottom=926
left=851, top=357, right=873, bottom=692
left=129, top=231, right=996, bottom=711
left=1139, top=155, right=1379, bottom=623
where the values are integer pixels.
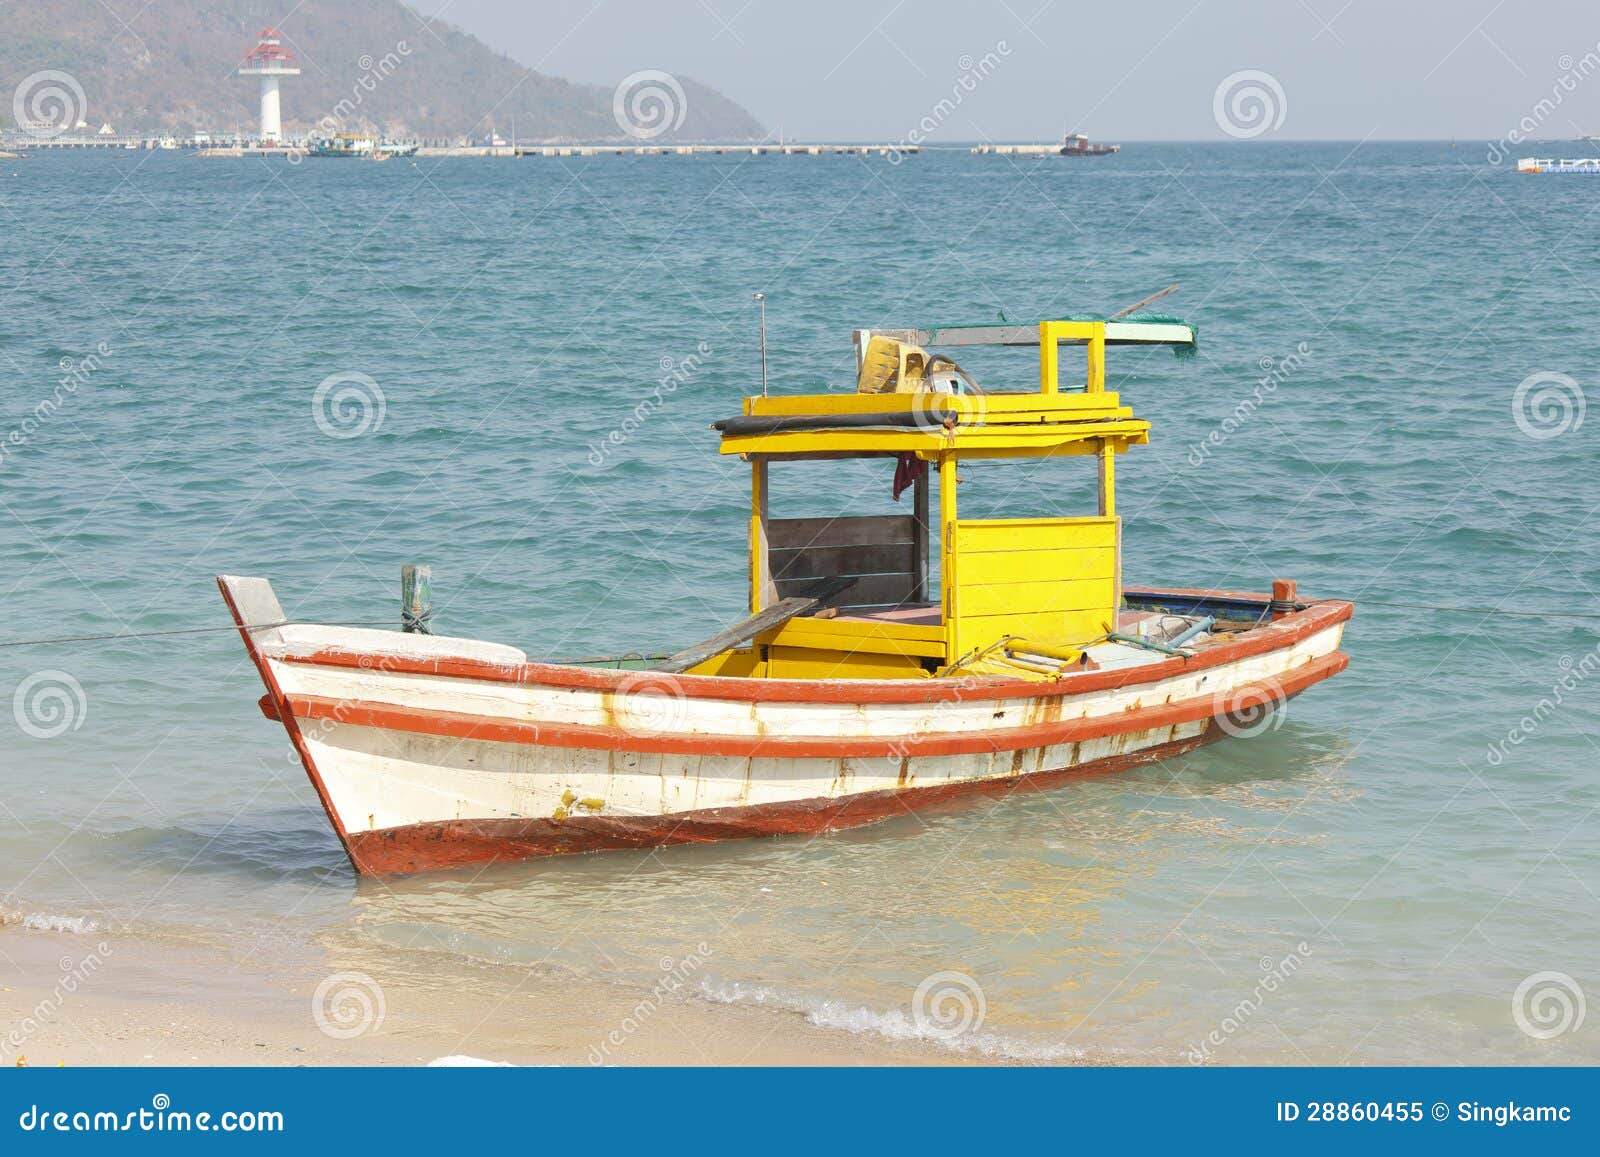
left=830, top=604, right=1212, bottom=675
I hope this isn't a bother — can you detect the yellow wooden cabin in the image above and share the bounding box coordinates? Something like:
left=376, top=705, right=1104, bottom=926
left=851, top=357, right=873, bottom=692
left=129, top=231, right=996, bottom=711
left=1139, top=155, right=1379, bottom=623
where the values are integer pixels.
left=691, top=317, right=1197, bottom=681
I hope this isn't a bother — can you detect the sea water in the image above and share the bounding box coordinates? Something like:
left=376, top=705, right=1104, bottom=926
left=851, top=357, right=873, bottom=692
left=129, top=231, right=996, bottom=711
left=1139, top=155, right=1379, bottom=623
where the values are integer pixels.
left=0, top=143, right=1595, bottom=1063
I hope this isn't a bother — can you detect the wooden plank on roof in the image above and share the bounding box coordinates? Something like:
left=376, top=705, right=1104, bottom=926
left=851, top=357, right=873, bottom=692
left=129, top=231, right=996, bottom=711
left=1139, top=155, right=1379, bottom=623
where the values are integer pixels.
left=860, top=320, right=1194, bottom=348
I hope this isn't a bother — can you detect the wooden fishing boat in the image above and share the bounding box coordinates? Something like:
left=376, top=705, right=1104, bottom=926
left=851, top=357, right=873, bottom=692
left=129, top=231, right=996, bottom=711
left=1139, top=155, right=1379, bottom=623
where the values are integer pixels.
left=220, top=316, right=1351, bottom=875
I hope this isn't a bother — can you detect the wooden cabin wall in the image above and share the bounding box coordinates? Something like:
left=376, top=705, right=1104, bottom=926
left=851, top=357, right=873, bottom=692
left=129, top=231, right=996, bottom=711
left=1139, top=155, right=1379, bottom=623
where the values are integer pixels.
left=767, top=514, right=925, bottom=609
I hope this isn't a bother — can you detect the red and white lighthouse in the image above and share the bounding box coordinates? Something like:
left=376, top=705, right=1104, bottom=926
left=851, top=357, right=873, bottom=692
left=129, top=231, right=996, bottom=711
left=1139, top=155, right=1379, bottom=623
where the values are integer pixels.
left=237, top=29, right=300, bottom=143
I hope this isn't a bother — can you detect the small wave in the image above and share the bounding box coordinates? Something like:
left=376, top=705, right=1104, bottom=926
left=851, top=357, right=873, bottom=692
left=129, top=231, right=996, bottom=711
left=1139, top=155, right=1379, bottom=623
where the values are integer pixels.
left=698, top=979, right=1086, bottom=1063
left=1, top=909, right=100, bottom=934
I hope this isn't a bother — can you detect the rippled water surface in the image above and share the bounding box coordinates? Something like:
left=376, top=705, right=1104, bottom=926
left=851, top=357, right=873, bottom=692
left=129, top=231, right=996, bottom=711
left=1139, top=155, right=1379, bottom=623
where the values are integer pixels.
left=0, top=144, right=1595, bottom=1063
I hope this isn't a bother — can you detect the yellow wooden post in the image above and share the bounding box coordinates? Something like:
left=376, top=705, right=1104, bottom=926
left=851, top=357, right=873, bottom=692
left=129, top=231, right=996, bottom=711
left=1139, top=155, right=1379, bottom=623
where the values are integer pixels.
left=939, top=452, right=959, bottom=660
left=1038, top=321, right=1058, bottom=395
left=1097, top=438, right=1120, bottom=620
left=1040, top=319, right=1105, bottom=393
left=1085, top=323, right=1106, bottom=393
left=1097, top=439, right=1115, bottom=517
left=751, top=459, right=769, bottom=614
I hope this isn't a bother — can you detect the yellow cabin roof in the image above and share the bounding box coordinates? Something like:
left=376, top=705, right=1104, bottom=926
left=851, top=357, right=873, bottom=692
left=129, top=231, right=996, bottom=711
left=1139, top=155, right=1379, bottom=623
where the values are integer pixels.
left=713, top=318, right=1192, bottom=461
left=699, top=315, right=1199, bottom=680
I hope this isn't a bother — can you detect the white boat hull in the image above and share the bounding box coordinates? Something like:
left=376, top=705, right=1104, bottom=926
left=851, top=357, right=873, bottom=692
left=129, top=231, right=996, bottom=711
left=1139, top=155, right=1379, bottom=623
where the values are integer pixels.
left=219, top=576, right=1350, bottom=875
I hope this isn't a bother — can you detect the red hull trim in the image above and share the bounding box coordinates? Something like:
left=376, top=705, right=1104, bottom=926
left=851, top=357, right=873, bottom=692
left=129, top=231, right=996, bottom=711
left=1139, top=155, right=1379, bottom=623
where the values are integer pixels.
left=345, top=730, right=1221, bottom=875
left=286, top=652, right=1348, bottom=759
left=276, top=595, right=1352, bottom=706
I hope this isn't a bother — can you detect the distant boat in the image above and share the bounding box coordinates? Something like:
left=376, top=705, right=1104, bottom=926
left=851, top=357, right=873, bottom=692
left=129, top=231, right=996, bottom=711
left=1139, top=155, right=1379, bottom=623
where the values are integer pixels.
left=307, top=134, right=418, bottom=158
left=972, top=132, right=1121, bottom=157
left=1060, top=132, right=1119, bottom=156
left=1517, top=157, right=1600, bottom=173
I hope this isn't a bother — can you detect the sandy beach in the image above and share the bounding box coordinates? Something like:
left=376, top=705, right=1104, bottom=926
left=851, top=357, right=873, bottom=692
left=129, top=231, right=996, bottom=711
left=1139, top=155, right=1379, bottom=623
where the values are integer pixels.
left=0, top=927, right=954, bottom=1067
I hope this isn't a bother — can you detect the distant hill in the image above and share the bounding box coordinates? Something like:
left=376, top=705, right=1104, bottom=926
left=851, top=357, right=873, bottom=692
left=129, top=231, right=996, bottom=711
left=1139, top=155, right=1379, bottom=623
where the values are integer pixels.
left=0, top=0, right=766, bottom=141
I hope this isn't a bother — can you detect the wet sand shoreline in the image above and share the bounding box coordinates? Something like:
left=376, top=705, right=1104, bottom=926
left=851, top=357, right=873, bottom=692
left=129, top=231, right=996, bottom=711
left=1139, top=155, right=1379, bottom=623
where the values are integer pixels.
left=0, top=927, right=959, bottom=1067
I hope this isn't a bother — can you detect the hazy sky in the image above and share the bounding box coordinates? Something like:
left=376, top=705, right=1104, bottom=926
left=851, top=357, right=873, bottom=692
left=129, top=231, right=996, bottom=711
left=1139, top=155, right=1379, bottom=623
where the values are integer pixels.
left=416, top=0, right=1600, bottom=141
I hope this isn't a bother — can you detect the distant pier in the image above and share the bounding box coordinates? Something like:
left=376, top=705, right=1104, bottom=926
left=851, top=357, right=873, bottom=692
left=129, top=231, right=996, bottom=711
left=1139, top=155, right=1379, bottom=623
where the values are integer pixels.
left=2, top=134, right=920, bottom=159
left=508, top=143, right=916, bottom=158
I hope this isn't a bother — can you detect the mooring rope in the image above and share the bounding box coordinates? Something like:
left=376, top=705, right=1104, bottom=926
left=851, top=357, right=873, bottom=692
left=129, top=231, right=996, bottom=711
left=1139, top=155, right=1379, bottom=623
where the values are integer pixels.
left=0, top=621, right=395, bottom=649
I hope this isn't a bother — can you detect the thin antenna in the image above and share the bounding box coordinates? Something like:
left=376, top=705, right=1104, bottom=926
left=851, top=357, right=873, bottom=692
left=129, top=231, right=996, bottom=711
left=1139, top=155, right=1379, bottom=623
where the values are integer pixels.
left=753, top=292, right=768, bottom=396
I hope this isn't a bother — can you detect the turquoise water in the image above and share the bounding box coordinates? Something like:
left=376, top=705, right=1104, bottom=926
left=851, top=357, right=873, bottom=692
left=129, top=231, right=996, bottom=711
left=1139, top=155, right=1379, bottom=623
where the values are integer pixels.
left=0, top=143, right=1595, bottom=1063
